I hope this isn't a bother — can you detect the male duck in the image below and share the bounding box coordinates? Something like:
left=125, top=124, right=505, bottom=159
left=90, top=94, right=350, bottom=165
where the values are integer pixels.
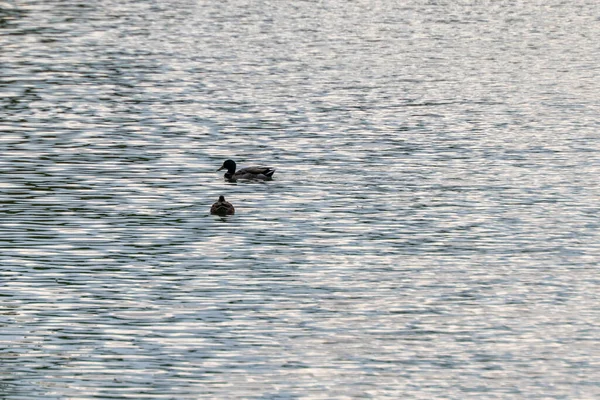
left=217, top=159, right=275, bottom=181
left=210, top=195, right=235, bottom=216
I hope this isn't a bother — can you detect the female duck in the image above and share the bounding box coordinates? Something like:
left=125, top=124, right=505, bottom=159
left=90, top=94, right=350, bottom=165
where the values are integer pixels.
left=217, top=159, right=275, bottom=181
left=210, top=195, right=235, bottom=216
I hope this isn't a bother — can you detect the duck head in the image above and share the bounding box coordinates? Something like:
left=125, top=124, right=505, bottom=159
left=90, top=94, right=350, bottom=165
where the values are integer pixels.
left=217, top=159, right=236, bottom=174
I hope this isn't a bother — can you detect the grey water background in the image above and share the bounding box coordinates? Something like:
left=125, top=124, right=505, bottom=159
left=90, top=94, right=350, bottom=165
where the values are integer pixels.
left=1, top=0, right=599, bottom=398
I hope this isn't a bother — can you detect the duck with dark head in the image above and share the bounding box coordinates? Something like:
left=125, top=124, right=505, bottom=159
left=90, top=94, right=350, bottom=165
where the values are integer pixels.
left=217, top=159, right=275, bottom=181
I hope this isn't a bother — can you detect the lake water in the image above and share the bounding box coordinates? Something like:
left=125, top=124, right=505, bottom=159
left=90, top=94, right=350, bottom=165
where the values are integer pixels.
left=1, top=0, right=599, bottom=398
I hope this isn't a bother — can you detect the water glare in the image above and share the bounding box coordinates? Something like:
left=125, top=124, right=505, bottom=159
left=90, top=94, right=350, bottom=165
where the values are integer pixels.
left=1, top=0, right=600, bottom=398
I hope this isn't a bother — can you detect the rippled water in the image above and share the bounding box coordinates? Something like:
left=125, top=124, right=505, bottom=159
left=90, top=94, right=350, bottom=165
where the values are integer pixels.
left=2, top=0, right=600, bottom=398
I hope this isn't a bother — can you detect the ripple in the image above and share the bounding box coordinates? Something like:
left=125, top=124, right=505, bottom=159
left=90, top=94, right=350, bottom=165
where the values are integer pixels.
left=2, top=0, right=600, bottom=399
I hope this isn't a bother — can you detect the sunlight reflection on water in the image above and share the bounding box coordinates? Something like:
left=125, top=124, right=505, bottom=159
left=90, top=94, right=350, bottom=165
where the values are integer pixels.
left=1, top=0, right=600, bottom=398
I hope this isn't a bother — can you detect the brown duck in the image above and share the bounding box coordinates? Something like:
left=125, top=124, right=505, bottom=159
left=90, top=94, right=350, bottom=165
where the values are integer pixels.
left=210, top=195, right=235, bottom=216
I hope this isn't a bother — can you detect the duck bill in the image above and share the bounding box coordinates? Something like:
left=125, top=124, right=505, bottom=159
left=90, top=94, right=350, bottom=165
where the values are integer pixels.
left=217, top=166, right=225, bottom=171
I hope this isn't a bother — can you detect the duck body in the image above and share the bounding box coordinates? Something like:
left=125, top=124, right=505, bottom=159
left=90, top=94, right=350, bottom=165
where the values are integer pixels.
left=210, top=195, right=235, bottom=216
left=217, top=159, right=275, bottom=181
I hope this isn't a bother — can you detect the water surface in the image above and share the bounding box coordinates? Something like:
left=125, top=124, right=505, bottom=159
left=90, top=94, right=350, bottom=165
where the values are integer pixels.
left=1, top=0, right=600, bottom=398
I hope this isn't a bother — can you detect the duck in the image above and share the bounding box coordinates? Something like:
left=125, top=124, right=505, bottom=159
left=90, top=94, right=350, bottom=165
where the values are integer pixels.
left=210, top=195, right=235, bottom=216
left=217, top=159, right=275, bottom=181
